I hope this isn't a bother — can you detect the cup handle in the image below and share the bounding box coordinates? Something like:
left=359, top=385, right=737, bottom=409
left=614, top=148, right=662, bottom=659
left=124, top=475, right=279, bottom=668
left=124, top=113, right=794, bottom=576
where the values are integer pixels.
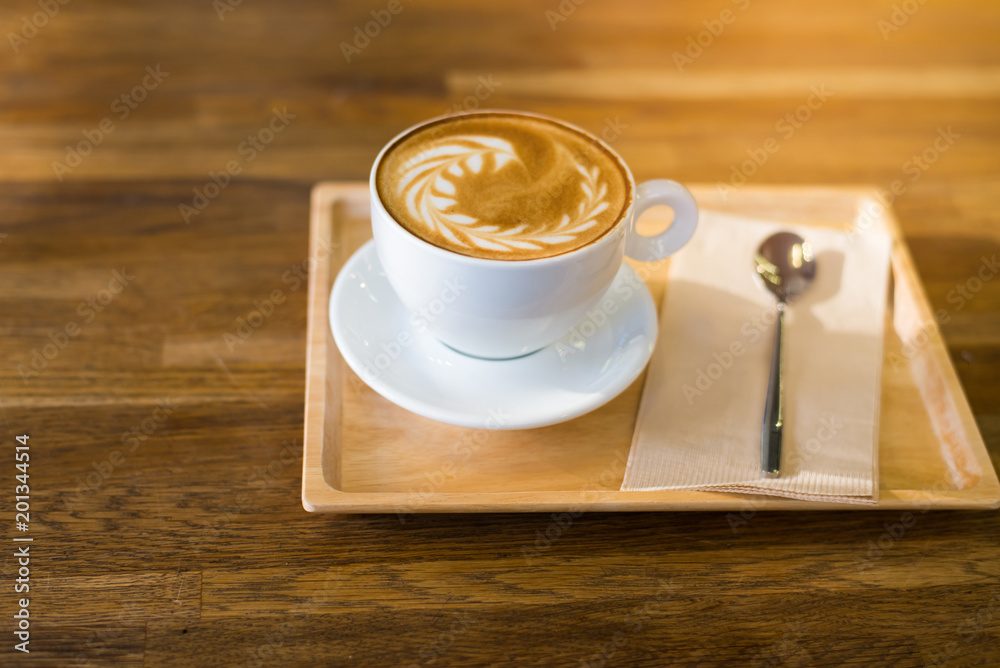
left=625, top=179, right=699, bottom=262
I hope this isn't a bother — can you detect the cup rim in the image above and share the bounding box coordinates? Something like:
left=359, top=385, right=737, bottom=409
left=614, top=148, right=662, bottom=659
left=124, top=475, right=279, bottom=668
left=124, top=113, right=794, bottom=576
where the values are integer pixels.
left=369, top=109, right=637, bottom=268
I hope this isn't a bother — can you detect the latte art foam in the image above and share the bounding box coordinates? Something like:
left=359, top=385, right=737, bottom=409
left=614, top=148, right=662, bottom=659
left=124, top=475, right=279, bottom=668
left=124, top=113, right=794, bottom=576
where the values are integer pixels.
left=376, top=113, right=632, bottom=260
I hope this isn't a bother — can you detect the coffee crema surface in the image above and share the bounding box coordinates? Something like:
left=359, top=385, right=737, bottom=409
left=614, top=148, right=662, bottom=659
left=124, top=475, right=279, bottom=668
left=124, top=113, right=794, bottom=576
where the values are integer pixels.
left=375, top=113, right=632, bottom=260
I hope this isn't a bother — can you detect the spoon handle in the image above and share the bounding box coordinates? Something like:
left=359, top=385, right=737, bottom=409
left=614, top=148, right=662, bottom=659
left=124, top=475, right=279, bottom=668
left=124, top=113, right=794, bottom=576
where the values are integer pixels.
left=761, top=306, right=785, bottom=478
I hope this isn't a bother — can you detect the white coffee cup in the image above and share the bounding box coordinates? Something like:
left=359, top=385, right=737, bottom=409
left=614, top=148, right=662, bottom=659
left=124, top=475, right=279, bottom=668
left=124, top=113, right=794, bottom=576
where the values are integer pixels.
left=370, top=111, right=698, bottom=360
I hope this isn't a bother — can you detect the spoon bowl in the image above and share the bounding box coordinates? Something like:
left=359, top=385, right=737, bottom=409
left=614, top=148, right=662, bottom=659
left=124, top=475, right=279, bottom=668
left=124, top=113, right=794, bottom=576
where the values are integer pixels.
left=754, top=231, right=817, bottom=306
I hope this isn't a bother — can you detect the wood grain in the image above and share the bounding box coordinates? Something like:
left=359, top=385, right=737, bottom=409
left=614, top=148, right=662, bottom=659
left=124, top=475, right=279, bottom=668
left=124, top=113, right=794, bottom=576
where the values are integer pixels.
left=1, top=0, right=999, bottom=665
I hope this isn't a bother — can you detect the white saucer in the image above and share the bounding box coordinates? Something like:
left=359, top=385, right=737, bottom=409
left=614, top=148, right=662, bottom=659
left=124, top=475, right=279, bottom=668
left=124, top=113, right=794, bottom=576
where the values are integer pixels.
left=330, top=240, right=658, bottom=430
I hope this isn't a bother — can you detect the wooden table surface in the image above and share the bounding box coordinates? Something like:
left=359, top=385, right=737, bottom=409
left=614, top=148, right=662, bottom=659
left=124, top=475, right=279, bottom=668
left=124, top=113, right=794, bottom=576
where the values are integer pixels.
left=2, top=1, right=999, bottom=666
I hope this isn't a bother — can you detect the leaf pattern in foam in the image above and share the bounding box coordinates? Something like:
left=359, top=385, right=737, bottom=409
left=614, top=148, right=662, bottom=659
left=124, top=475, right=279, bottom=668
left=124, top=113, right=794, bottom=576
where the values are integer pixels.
left=397, top=135, right=611, bottom=254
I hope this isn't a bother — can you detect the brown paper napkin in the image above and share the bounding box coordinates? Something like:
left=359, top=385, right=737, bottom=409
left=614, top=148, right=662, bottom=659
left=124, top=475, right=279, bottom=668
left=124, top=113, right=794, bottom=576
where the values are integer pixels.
left=621, top=212, right=892, bottom=503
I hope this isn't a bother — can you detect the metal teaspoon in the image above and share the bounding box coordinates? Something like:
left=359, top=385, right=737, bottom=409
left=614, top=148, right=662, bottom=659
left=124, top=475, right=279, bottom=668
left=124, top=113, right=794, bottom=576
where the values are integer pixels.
left=753, top=232, right=817, bottom=478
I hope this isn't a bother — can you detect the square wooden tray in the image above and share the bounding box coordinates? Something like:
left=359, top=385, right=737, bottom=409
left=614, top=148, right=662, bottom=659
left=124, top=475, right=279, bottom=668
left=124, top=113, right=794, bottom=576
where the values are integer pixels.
left=302, top=182, right=1000, bottom=513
